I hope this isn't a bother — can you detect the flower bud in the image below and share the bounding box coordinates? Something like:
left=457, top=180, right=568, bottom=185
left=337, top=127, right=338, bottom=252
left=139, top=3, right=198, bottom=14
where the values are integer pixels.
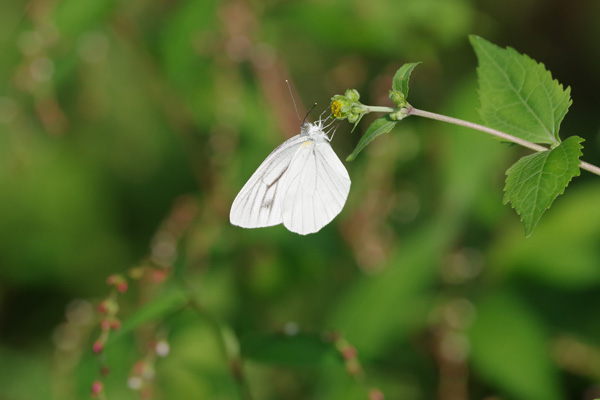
left=92, top=340, right=104, bottom=354
left=91, top=381, right=103, bottom=397
left=111, top=319, right=121, bottom=330
left=97, top=301, right=108, bottom=314
left=117, top=282, right=128, bottom=293
left=344, top=88, right=360, bottom=102
left=389, top=89, right=406, bottom=106
left=369, top=389, right=384, bottom=400
left=100, top=319, right=111, bottom=331
left=341, top=345, right=357, bottom=360
left=389, top=108, right=408, bottom=121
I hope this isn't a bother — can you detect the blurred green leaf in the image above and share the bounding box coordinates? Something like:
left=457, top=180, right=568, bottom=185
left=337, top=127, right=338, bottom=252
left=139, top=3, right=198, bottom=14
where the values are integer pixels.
left=470, top=35, right=572, bottom=145
left=503, top=136, right=583, bottom=237
left=158, top=311, right=241, bottom=399
left=489, top=184, right=600, bottom=289
left=241, top=332, right=336, bottom=367
left=346, top=115, right=397, bottom=161
left=0, top=347, right=52, bottom=400
left=469, top=290, right=563, bottom=400
left=108, top=284, right=189, bottom=344
left=329, top=223, right=448, bottom=357
left=392, top=62, right=421, bottom=99
left=53, top=0, right=117, bottom=36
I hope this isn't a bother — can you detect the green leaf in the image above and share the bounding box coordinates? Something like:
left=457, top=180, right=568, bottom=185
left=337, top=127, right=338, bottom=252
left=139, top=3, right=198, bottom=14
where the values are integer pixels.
left=469, top=290, right=563, bottom=400
left=241, top=332, right=336, bottom=367
left=503, top=136, right=584, bottom=237
left=392, top=62, right=421, bottom=98
left=346, top=115, right=397, bottom=161
left=470, top=35, right=572, bottom=145
left=107, top=284, right=189, bottom=344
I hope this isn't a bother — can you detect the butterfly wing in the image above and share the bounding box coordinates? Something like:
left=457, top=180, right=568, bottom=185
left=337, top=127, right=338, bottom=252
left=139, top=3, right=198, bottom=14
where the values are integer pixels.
left=280, top=140, right=351, bottom=235
left=230, top=134, right=306, bottom=229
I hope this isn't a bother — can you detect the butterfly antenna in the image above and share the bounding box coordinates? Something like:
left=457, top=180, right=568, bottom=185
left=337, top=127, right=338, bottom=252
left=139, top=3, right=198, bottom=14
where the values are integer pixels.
left=285, top=80, right=302, bottom=123
left=303, top=103, right=317, bottom=124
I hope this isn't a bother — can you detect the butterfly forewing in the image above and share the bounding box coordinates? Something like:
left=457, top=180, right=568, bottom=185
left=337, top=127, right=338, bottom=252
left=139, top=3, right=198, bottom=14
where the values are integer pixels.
left=230, top=134, right=306, bottom=228
left=280, top=140, right=351, bottom=235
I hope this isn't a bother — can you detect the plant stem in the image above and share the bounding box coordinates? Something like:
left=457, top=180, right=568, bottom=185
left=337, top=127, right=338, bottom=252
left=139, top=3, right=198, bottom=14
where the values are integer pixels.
left=365, top=105, right=395, bottom=113
left=405, top=106, right=600, bottom=177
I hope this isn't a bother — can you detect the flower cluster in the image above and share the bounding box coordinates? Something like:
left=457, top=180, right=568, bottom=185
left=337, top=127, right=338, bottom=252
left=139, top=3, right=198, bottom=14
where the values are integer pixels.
left=331, top=89, right=368, bottom=125
left=92, top=274, right=127, bottom=355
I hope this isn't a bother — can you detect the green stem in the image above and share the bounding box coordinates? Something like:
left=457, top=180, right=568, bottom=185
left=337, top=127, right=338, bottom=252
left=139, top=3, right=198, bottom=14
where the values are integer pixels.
left=404, top=106, right=600, bottom=177
left=364, top=105, right=395, bottom=113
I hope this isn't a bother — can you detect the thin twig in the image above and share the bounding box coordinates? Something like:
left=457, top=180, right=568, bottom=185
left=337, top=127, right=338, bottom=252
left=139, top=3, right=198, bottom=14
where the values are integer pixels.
left=406, top=106, right=600, bottom=177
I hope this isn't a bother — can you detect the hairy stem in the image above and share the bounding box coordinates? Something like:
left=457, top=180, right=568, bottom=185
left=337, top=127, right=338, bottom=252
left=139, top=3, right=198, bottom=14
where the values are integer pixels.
left=405, top=106, right=600, bottom=177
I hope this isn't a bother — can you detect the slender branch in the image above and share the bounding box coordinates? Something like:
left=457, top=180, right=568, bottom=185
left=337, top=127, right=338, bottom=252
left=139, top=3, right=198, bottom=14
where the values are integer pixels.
left=365, top=105, right=396, bottom=113
left=580, top=161, right=600, bottom=176
left=405, top=106, right=600, bottom=177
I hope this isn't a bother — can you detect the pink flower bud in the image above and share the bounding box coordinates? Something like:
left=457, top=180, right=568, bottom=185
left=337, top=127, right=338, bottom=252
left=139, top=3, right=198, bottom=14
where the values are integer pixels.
left=91, top=380, right=103, bottom=396
left=368, top=389, right=384, bottom=400
left=133, top=360, right=146, bottom=375
left=341, top=345, right=357, bottom=360
left=117, top=282, right=128, bottom=293
left=97, top=301, right=108, bottom=314
left=92, top=341, right=104, bottom=354
left=153, top=269, right=168, bottom=283
left=111, top=319, right=121, bottom=330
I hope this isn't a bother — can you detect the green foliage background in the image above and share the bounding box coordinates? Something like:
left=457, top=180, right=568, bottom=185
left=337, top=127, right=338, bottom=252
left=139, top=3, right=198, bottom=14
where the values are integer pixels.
left=1, top=0, right=600, bottom=399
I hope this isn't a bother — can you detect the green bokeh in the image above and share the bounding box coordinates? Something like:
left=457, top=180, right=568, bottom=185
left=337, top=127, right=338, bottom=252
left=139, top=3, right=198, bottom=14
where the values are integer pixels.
left=1, top=0, right=600, bottom=399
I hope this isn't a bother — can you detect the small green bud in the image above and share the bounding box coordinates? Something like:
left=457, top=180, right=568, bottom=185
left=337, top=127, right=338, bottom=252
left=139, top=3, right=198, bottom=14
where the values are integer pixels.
left=331, top=90, right=363, bottom=120
left=348, top=113, right=359, bottom=124
left=345, top=89, right=360, bottom=102
left=389, top=108, right=408, bottom=121
left=389, top=90, right=406, bottom=107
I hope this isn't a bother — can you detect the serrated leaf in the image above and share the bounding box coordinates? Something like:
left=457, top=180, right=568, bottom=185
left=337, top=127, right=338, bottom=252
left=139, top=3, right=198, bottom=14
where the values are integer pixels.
left=392, top=62, right=421, bottom=98
left=470, top=35, right=572, bottom=145
left=503, top=136, right=584, bottom=237
left=240, top=332, right=335, bottom=367
left=346, top=115, right=397, bottom=161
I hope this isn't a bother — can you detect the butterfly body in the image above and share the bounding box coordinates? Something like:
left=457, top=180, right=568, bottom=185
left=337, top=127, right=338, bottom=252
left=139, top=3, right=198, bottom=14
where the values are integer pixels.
left=230, top=119, right=350, bottom=235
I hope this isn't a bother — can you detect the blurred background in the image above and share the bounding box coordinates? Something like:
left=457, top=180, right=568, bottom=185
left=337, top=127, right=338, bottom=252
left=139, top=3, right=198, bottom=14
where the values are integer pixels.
left=1, top=0, right=600, bottom=399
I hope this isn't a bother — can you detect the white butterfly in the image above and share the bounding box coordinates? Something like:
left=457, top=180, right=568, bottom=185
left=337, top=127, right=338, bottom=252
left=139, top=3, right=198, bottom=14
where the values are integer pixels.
left=230, top=117, right=351, bottom=235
